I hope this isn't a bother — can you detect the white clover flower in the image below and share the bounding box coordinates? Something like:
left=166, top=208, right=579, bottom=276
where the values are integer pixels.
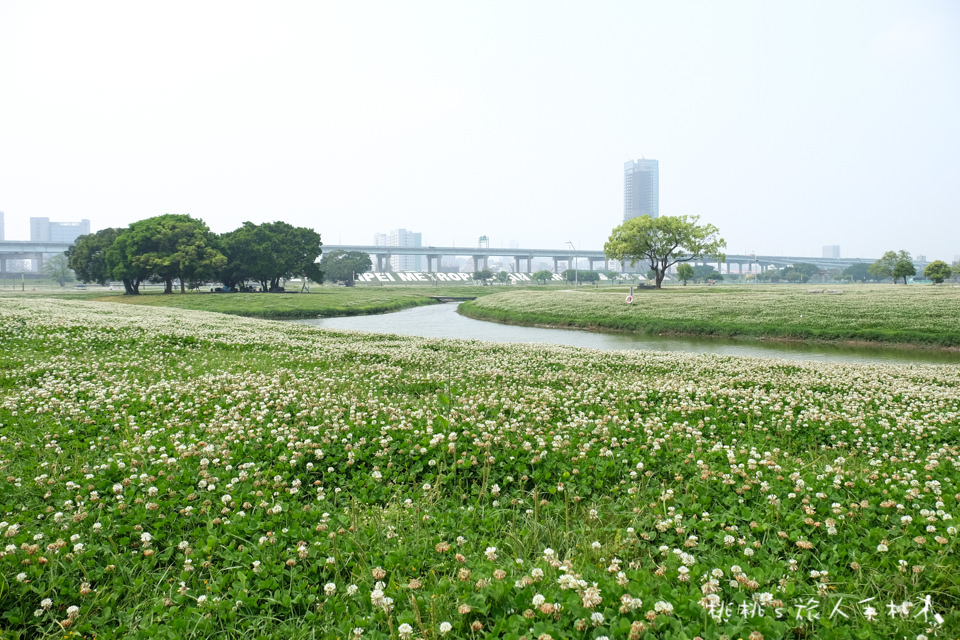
left=532, top=593, right=545, bottom=606
left=324, top=582, right=336, bottom=595
left=397, top=623, right=413, bottom=639
left=654, top=600, right=674, bottom=615
left=439, top=621, right=452, bottom=634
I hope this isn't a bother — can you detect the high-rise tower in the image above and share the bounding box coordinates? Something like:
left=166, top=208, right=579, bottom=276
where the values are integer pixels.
left=623, top=158, right=659, bottom=220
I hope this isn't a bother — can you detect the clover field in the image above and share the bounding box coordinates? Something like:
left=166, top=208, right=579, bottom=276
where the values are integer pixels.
left=1, top=297, right=958, bottom=639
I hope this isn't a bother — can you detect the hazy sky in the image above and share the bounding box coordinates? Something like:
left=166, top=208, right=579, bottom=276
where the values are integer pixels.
left=2, top=1, right=958, bottom=260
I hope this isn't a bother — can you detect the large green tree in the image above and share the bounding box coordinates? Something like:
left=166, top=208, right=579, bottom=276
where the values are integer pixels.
left=116, top=214, right=225, bottom=294
left=923, top=260, right=952, bottom=284
left=604, top=215, right=726, bottom=289
left=869, top=250, right=911, bottom=283
left=65, top=227, right=122, bottom=285
left=676, top=263, right=694, bottom=285
left=893, top=258, right=916, bottom=284
left=319, top=250, right=372, bottom=286
left=220, top=221, right=322, bottom=291
left=105, top=229, right=150, bottom=295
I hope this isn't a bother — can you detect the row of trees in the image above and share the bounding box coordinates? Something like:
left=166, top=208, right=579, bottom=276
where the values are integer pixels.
left=66, top=215, right=323, bottom=294
left=866, top=250, right=953, bottom=284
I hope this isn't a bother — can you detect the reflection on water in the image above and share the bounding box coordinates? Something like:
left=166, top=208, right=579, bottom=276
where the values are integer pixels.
left=293, top=303, right=960, bottom=365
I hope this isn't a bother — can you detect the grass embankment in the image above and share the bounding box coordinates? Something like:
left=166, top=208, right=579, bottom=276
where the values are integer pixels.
left=459, top=284, right=960, bottom=347
left=1, top=297, right=959, bottom=639
left=80, top=285, right=507, bottom=319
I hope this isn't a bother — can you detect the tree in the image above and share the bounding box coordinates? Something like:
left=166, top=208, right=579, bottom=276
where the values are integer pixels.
left=791, top=262, right=819, bottom=283
left=676, top=263, right=694, bottom=285
left=43, top=254, right=74, bottom=287
left=319, top=250, right=371, bottom=286
left=562, top=269, right=599, bottom=283
left=923, top=260, right=952, bottom=284
left=219, top=221, right=322, bottom=291
left=105, top=228, right=150, bottom=295
left=869, top=250, right=911, bottom=283
left=494, top=270, right=510, bottom=285
left=604, top=215, right=726, bottom=289
left=692, top=265, right=723, bottom=283
left=472, top=269, right=493, bottom=284
left=893, top=258, right=916, bottom=284
left=107, top=214, right=226, bottom=294
left=532, top=269, right=553, bottom=284
left=65, top=228, right=121, bottom=285
left=842, top=263, right=874, bottom=283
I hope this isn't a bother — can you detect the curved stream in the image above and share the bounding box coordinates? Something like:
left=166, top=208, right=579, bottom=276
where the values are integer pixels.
left=294, top=303, right=960, bottom=365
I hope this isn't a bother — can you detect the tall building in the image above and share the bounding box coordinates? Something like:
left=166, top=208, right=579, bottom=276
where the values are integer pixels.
left=623, top=158, right=659, bottom=220
left=822, top=245, right=841, bottom=259
left=30, top=217, right=91, bottom=243
left=374, top=228, right=422, bottom=271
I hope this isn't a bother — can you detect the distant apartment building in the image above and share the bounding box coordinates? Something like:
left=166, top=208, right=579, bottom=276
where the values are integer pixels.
left=374, top=228, right=422, bottom=271
left=30, top=217, right=91, bottom=243
left=623, top=158, right=659, bottom=221
left=822, top=245, right=841, bottom=259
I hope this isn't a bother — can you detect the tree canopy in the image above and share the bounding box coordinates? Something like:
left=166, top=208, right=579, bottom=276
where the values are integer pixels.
left=319, top=250, right=372, bottom=286
left=562, top=269, right=600, bottom=283
left=472, top=269, right=493, bottom=283
left=869, top=250, right=912, bottom=284
left=923, top=260, right=952, bottom=284
left=220, top=221, right=322, bottom=292
left=67, top=216, right=321, bottom=294
left=65, top=227, right=121, bottom=285
left=841, top=263, right=876, bottom=283
left=532, top=269, right=553, bottom=284
left=676, top=263, right=694, bottom=285
left=604, top=215, right=726, bottom=289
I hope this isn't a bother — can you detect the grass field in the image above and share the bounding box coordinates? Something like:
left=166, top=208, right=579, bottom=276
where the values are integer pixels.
left=1, top=296, right=958, bottom=639
left=459, top=285, right=960, bottom=348
left=47, top=285, right=512, bottom=319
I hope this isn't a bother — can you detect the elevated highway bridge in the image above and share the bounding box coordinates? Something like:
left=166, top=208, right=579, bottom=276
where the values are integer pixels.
left=322, top=244, right=877, bottom=274
left=0, top=239, right=876, bottom=275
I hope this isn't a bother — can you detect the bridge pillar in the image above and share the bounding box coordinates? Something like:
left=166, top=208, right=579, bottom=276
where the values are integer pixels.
left=514, top=256, right=520, bottom=273
left=526, top=257, right=532, bottom=272
left=553, top=258, right=559, bottom=274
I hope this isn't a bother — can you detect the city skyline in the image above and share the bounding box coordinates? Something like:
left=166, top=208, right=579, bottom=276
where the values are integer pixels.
left=1, top=2, right=957, bottom=260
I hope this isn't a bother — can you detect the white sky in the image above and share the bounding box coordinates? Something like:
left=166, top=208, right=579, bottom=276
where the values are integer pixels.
left=1, top=1, right=958, bottom=260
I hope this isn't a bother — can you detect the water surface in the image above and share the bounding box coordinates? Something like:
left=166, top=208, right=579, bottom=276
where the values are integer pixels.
left=294, top=303, right=960, bottom=365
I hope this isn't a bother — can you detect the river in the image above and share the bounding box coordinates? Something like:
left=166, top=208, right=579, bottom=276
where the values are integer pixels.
left=294, top=302, right=960, bottom=365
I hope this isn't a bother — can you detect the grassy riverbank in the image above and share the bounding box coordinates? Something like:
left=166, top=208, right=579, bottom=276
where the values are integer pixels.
left=1, top=296, right=958, bottom=639
left=63, top=285, right=509, bottom=319
left=459, top=284, right=960, bottom=347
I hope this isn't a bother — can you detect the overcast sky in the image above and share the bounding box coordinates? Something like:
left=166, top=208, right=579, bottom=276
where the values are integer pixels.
left=1, top=1, right=958, bottom=260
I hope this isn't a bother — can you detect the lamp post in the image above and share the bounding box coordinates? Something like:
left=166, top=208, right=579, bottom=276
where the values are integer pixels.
left=566, top=241, right=578, bottom=286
